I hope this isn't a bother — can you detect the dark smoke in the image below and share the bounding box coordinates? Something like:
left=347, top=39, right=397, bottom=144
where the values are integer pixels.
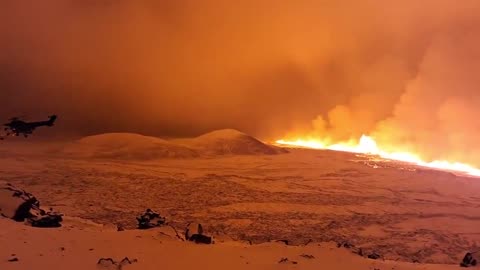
left=2, top=1, right=480, bottom=165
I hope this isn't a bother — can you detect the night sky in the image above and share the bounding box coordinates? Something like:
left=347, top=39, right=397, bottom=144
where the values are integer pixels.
left=2, top=1, right=480, bottom=165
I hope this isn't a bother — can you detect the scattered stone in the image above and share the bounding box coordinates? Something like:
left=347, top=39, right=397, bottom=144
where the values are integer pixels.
left=338, top=240, right=370, bottom=259
left=185, top=223, right=213, bottom=244
left=136, top=209, right=166, bottom=229
left=27, top=208, right=63, bottom=228
left=300, top=254, right=315, bottom=259
left=97, top=257, right=138, bottom=270
left=119, top=257, right=138, bottom=267
left=276, top=239, right=289, bottom=245
left=0, top=182, right=63, bottom=227
left=368, top=253, right=381, bottom=260
left=460, top=252, right=478, bottom=267
left=337, top=241, right=355, bottom=249
left=98, top=258, right=116, bottom=264
left=97, top=258, right=116, bottom=269
left=189, top=234, right=213, bottom=244
left=278, top=258, right=298, bottom=264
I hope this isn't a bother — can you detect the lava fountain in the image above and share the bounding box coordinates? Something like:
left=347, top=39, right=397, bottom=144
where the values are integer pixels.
left=276, top=135, right=480, bottom=177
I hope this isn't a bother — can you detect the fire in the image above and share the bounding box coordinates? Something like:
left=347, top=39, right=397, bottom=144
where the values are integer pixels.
left=276, top=135, right=480, bottom=177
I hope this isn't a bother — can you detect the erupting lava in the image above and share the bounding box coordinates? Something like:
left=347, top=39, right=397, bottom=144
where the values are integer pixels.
left=276, top=135, right=480, bottom=177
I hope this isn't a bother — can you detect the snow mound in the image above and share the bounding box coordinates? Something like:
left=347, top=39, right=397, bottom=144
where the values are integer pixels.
left=63, top=130, right=287, bottom=160
left=64, top=133, right=198, bottom=160
left=178, top=129, right=287, bottom=156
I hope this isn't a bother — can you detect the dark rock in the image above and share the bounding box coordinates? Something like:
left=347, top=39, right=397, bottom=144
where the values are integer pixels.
left=0, top=182, right=39, bottom=221
left=136, top=209, right=166, bottom=229
left=97, top=258, right=116, bottom=267
left=461, top=252, right=478, bottom=268
left=185, top=223, right=213, bottom=244
left=189, top=234, right=212, bottom=244
left=337, top=241, right=355, bottom=249
left=276, top=239, right=289, bottom=245
left=97, top=258, right=115, bottom=264
left=119, top=257, right=138, bottom=265
left=8, top=257, right=19, bottom=262
left=97, top=257, right=138, bottom=269
left=300, top=254, right=315, bottom=259
left=28, top=210, right=63, bottom=228
left=368, top=253, right=381, bottom=260
left=278, top=258, right=298, bottom=264
left=0, top=182, right=63, bottom=227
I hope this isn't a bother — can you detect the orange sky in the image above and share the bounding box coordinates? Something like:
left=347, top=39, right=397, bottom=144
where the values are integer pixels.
left=1, top=0, right=480, bottom=164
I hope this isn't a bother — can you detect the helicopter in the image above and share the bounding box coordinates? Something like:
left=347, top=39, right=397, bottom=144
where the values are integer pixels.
left=2, top=115, right=57, bottom=139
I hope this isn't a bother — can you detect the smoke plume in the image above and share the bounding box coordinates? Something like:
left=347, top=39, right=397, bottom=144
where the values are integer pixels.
left=1, top=1, right=480, bottom=164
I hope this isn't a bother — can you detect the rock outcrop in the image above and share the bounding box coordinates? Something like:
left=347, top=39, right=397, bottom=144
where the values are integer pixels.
left=136, top=209, right=166, bottom=229
left=185, top=223, right=213, bottom=244
left=461, top=252, right=478, bottom=267
left=0, top=181, right=63, bottom=227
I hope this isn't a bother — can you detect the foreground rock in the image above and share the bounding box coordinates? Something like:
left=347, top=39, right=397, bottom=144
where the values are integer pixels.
left=97, top=257, right=138, bottom=269
left=461, top=252, right=479, bottom=267
left=0, top=181, right=63, bottom=227
left=0, top=216, right=461, bottom=270
left=136, top=209, right=166, bottom=229
left=185, top=223, right=213, bottom=244
left=336, top=240, right=382, bottom=261
left=278, top=257, right=298, bottom=264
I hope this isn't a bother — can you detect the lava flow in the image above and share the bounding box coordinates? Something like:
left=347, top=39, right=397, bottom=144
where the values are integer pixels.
left=276, top=135, right=480, bottom=177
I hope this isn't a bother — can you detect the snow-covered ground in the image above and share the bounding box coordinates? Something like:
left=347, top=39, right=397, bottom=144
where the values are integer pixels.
left=0, top=218, right=457, bottom=270
left=1, top=132, right=479, bottom=269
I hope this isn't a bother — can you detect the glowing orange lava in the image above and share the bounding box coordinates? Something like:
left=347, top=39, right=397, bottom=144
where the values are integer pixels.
left=276, top=135, right=480, bottom=177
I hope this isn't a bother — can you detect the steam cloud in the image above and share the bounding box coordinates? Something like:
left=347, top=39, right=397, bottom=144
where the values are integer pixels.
left=1, top=1, right=480, bottom=165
